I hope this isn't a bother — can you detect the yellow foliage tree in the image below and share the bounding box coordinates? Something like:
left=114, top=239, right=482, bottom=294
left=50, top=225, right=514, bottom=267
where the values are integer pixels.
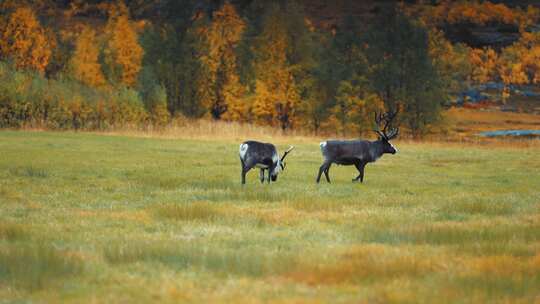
left=469, top=47, right=498, bottom=84
left=69, top=26, right=105, bottom=87
left=0, top=7, right=52, bottom=73
left=498, top=31, right=540, bottom=101
left=251, top=80, right=273, bottom=123
left=327, top=89, right=365, bottom=136
left=200, top=2, right=246, bottom=120
left=424, top=1, right=518, bottom=26
left=510, top=32, right=540, bottom=84
left=222, top=73, right=247, bottom=121
left=251, top=8, right=300, bottom=130
left=325, top=80, right=383, bottom=136
left=103, top=3, right=143, bottom=87
left=499, top=62, right=528, bottom=101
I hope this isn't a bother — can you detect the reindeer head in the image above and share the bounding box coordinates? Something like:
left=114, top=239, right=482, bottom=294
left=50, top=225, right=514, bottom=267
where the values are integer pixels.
left=271, top=146, right=294, bottom=181
left=374, top=108, right=399, bottom=154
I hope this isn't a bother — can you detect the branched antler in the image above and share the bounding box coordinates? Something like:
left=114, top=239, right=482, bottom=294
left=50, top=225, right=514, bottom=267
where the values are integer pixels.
left=374, top=106, right=399, bottom=140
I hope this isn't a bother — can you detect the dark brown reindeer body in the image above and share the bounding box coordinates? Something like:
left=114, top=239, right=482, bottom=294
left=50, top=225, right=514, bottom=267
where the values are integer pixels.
left=239, top=141, right=294, bottom=184
left=316, top=109, right=399, bottom=183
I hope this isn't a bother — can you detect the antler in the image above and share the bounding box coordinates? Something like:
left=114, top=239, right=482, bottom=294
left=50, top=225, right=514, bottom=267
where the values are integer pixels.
left=374, top=112, right=386, bottom=138
left=280, top=146, right=294, bottom=162
left=385, top=128, right=399, bottom=140
left=373, top=106, right=399, bottom=140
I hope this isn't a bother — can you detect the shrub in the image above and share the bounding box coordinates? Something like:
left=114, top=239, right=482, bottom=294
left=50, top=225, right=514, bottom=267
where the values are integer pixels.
left=0, top=61, right=149, bottom=129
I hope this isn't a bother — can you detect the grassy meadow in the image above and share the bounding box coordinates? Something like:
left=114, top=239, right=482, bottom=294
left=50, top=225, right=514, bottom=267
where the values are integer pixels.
left=1, top=130, right=539, bottom=303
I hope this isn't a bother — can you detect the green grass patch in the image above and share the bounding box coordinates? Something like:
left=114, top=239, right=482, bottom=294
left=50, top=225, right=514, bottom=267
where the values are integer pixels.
left=0, top=242, right=84, bottom=290
left=0, top=222, right=29, bottom=241
left=9, top=166, right=50, bottom=178
left=103, top=241, right=298, bottom=277
left=0, top=131, right=538, bottom=302
left=439, top=198, right=515, bottom=216
left=361, top=221, right=540, bottom=245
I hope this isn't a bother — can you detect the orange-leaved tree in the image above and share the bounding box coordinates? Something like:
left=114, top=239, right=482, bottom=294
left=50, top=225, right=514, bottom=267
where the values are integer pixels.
left=0, top=6, right=52, bottom=74
left=251, top=5, right=300, bottom=130
left=498, top=31, right=540, bottom=101
left=199, top=2, right=246, bottom=120
left=69, top=26, right=106, bottom=87
left=469, top=47, right=498, bottom=85
left=103, top=2, right=143, bottom=87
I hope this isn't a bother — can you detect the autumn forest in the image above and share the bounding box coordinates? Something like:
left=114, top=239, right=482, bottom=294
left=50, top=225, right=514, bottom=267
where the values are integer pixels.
left=1, top=0, right=540, bottom=137
left=2, top=2, right=540, bottom=302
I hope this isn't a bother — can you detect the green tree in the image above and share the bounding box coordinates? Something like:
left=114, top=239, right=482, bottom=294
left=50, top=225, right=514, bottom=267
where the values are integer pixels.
left=428, top=28, right=472, bottom=104
left=364, top=7, right=445, bottom=137
left=137, top=0, right=207, bottom=117
left=282, top=1, right=321, bottom=132
left=139, top=20, right=207, bottom=118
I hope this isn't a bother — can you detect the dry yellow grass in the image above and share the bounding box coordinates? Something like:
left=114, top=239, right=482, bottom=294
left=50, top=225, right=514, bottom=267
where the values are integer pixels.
left=287, top=244, right=446, bottom=285
left=76, top=210, right=152, bottom=224
left=99, top=118, right=315, bottom=144
left=444, top=107, right=540, bottom=137
left=106, top=110, right=540, bottom=149
left=20, top=108, right=540, bottom=149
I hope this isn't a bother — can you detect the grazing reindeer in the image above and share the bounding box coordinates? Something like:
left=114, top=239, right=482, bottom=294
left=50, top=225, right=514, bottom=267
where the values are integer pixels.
left=239, top=141, right=294, bottom=184
left=316, top=109, right=399, bottom=183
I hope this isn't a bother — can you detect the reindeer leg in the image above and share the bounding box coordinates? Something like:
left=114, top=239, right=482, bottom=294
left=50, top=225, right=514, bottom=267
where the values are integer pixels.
left=324, top=164, right=331, bottom=183
left=259, top=169, right=265, bottom=183
left=241, top=158, right=255, bottom=185
left=353, top=161, right=361, bottom=182
left=359, top=162, right=367, bottom=183
left=240, top=158, right=247, bottom=185
left=354, top=162, right=367, bottom=183
left=316, top=164, right=325, bottom=183
left=317, top=161, right=331, bottom=183
left=241, top=168, right=247, bottom=185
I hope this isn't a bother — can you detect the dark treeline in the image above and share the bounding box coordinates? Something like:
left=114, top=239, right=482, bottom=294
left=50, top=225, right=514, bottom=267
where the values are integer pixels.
left=2, top=1, right=537, bottom=136
left=138, top=0, right=445, bottom=136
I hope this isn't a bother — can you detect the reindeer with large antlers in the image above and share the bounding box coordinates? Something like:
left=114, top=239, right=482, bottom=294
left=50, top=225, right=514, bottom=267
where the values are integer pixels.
left=316, top=108, right=399, bottom=184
